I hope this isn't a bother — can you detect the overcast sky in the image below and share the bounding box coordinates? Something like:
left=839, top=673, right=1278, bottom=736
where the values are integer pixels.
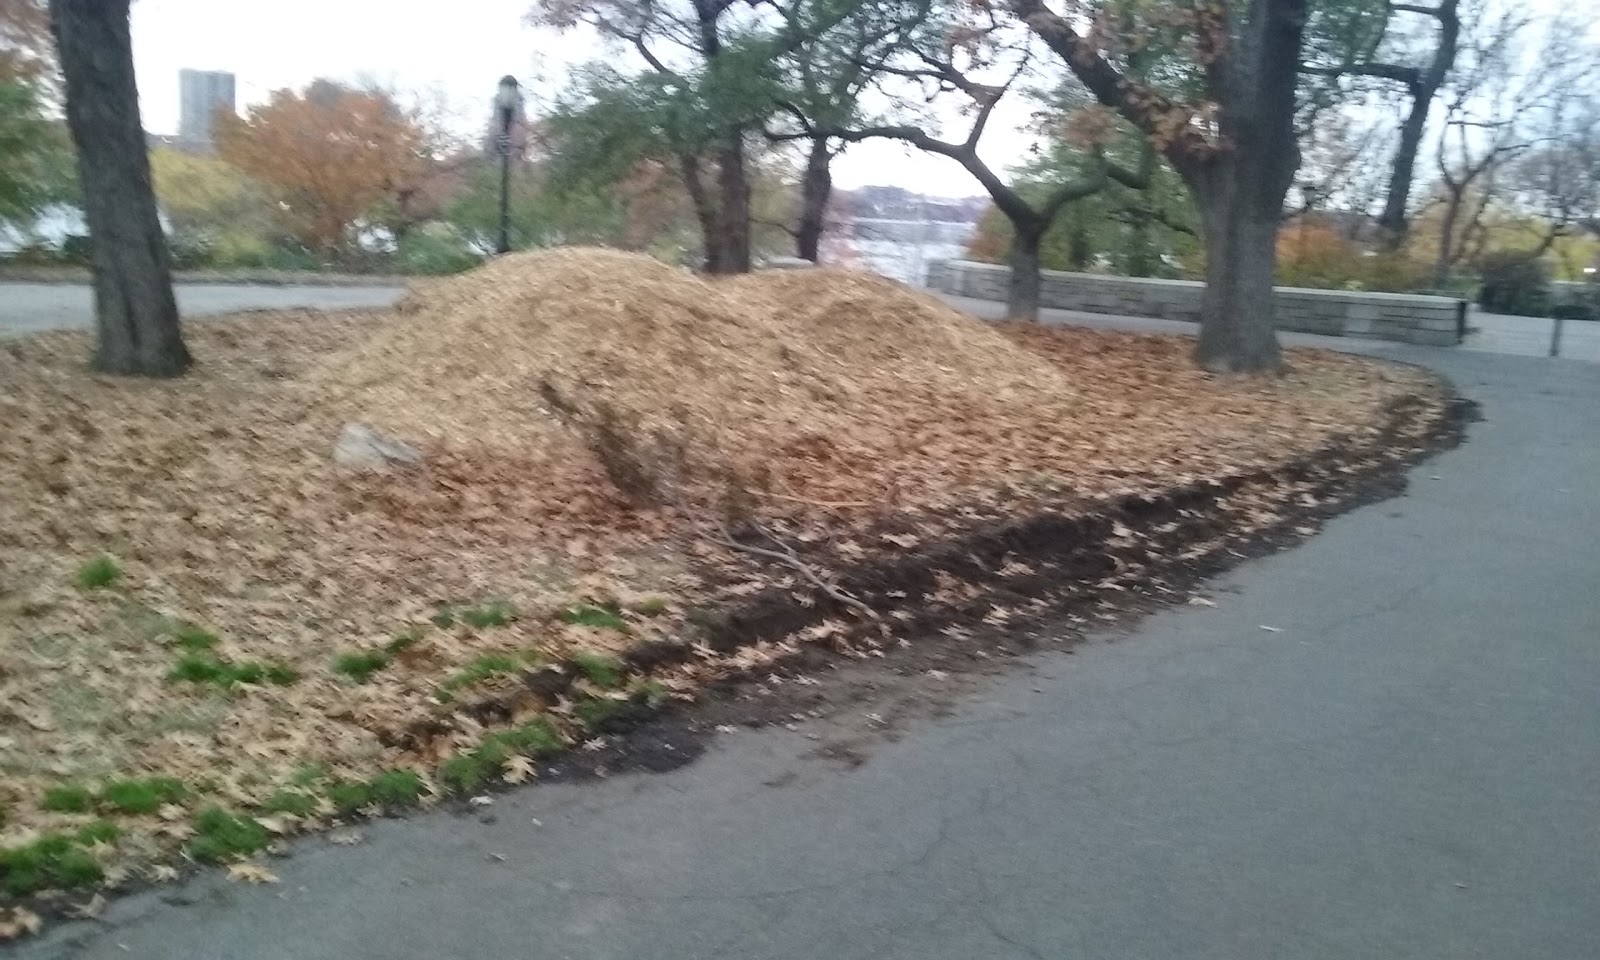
left=127, top=0, right=1025, bottom=197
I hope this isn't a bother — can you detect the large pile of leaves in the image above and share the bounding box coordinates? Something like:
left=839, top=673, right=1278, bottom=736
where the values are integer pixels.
left=317, top=248, right=1082, bottom=505
left=0, top=250, right=1446, bottom=915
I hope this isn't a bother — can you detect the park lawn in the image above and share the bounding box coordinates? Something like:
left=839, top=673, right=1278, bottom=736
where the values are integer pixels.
left=0, top=251, right=1451, bottom=918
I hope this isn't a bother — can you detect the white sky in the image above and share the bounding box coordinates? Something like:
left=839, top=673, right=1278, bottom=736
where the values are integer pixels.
left=127, top=0, right=1021, bottom=197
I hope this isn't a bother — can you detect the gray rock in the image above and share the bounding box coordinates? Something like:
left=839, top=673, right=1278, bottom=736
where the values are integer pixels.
left=332, top=423, right=422, bottom=471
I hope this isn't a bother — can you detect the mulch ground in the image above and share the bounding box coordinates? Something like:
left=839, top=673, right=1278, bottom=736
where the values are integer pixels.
left=0, top=250, right=1455, bottom=935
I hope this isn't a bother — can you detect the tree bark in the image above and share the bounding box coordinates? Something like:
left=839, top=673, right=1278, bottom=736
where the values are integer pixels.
left=796, top=137, right=832, bottom=262
left=1183, top=1, right=1303, bottom=373
left=708, top=133, right=751, bottom=274
left=1016, top=0, right=1306, bottom=373
left=1377, top=0, right=1460, bottom=247
left=51, top=0, right=189, bottom=377
left=1434, top=187, right=1463, bottom=288
left=679, top=153, right=725, bottom=272
left=1192, top=173, right=1284, bottom=372
left=1007, top=221, right=1044, bottom=321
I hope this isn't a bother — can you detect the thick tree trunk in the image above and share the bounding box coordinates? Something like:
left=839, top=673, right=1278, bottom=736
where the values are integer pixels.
left=1007, top=222, right=1044, bottom=321
left=1378, top=0, right=1459, bottom=249
left=51, top=0, right=188, bottom=377
left=1379, top=94, right=1430, bottom=245
left=796, top=137, right=832, bottom=263
left=1185, top=0, right=1303, bottom=373
left=1192, top=178, right=1283, bottom=373
left=707, top=133, right=751, bottom=274
left=679, top=153, right=725, bottom=273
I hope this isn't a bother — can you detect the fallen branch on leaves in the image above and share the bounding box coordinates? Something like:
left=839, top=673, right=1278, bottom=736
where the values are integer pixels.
left=711, top=518, right=885, bottom=631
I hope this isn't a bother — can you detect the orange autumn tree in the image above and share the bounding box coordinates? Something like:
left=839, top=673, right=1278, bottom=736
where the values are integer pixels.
left=216, top=80, right=431, bottom=254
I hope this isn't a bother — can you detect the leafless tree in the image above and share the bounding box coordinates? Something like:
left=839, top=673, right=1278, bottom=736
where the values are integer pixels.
left=777, top=4, right=1151, bottom=320
left=1426, top=9, right=1597, bottom=285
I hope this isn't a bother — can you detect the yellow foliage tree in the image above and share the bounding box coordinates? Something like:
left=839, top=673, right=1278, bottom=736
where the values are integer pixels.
left=215, top=80, right=430, bottom=253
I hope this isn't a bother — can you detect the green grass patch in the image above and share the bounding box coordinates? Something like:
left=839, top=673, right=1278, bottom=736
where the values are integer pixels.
left=326, top=780, right=374, bottom=815
left=561, top=603, right=629, bottom=632
left=75, top=554, right=121, bottom=590
left=288, top=763, right=328, bottom=788
left=261, top=789, right=319, bottom=818
left=571, top=650, right=625, bottom=689
left=0, top=832, right=105, bottom=898
left=386, top=628, right=424, bottom=655
left=630, top=678, right=669, bottom=708
left=333, top=649, right=391, bottom=684
left=367, top=769, right=425, bottom=809
left=461, top=600, right=516, bottom=629
left=41, top=783, right=94, bottom=813
left=168, top=652, right=298, bottom=689
left=573, top=696, right=624, bottom=730
left=436, top=753, right=491, bottom=795
left=334, top=629, right=422, bottom=684
left=100, top=776, right=188, bottom=815
left=439, top=653, right=523, bottom=695
left=172, top=623, right=220, bottom=651
left=629, top=596, right=671, bottom=617
left=264, top=664, right=300, bottom=686
left=76, top=820, right=121, bottom=845
left=436, top=719, right=561, bottom=795
left=188, top=807, right=270, bottom=864
left=433, top=600, right=517, bottom=630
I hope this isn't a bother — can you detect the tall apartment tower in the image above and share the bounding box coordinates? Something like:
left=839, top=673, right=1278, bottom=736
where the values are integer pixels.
left=177, top=69, right=236, bottom=146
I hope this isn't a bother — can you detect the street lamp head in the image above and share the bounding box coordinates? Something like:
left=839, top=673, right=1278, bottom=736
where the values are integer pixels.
left=495, top=75, right=522, bottom=115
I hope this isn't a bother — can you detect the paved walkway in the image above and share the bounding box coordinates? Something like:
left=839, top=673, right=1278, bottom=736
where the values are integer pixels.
left=13, top=331, right=1599, bottom=956
left=0, top=282, right=404, bottom=338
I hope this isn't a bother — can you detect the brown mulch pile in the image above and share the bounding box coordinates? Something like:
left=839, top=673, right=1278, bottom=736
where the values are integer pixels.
left=0, top=249, right=1446, bottom=910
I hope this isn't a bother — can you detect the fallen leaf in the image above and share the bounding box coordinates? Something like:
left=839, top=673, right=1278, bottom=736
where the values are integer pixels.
left=328, top=829, right=364, bottom=846
left=0, top=907, right=43, bottom=941
left=66, top=895, right=105, bottom=920
left=1188, top=596, right=1217, bottom=607
left=502, top=754, right=536, bottom=784
left=468, top=795, right=495, bottom=807
left=226, top=862, right=279, bottom=885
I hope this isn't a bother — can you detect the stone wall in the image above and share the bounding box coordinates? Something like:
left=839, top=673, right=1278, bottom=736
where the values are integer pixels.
left=925, top=260, right=1465, bottom=346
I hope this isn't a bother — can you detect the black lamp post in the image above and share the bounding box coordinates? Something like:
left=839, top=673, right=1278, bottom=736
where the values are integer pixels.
left=494, top=75, right=523, bottom=255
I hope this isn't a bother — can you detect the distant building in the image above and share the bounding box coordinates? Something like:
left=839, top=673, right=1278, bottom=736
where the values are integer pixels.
left=177, top=69, right=235, bottom=148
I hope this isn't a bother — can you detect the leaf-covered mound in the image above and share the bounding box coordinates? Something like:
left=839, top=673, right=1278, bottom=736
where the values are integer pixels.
left=316, top=248, right=1082, bottom=504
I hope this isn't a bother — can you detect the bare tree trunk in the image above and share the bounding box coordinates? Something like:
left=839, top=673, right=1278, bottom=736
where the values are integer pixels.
left=1184, top=2, right=1301, bottom=373
left=709, top=133, right=752, bottom=274
left=1016, top=0, right=1305, bottom=373
left=679, top=153, right=725, bottom=273
left=1193, top=175, right=1284, bottom=373
left=1379, top=95, right=1432, bottom=244
left=1434, top=189, right=1463, bottom=288
left=1378, top=0, right=1461, bottom=248
left=1007, top=221, right=1044, bottom=321
left=796, top=137, right=832, bottom=262
left=51, top=0, right=188, bottom=377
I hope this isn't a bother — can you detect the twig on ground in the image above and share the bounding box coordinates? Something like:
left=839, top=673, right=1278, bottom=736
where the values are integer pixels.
left=711, top=518, right=884, bottom=630
left=752, top=490, right=875, bottom=510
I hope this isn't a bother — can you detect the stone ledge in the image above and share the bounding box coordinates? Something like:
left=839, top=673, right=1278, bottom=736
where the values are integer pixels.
left=926, top=260, right=1464, bottom=347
